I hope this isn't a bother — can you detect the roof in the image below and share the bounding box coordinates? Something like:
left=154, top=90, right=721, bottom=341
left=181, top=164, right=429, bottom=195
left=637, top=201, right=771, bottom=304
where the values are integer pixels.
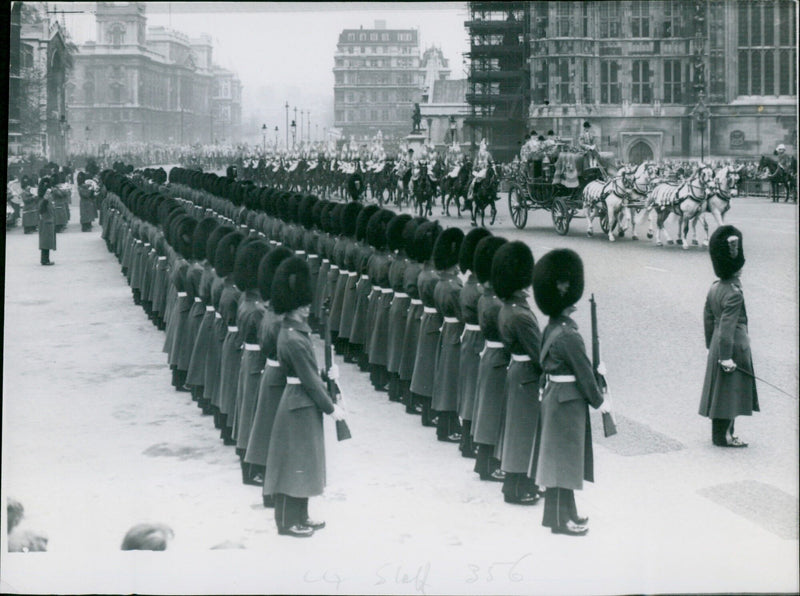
left=431, top=79, right=468, bottom=104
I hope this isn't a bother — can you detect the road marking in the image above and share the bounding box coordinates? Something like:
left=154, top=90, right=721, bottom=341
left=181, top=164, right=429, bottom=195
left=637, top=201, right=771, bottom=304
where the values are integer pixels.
left=645, top=266, right=669, bottom=272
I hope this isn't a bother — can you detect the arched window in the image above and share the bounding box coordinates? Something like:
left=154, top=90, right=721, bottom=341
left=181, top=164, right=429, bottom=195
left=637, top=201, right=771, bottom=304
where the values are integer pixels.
left=108, top=23, right=125, bottom=46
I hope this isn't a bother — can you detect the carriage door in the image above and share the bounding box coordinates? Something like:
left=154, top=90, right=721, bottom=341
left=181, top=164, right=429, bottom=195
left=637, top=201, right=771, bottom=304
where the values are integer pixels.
left=628, top=141, right=653, bottom=164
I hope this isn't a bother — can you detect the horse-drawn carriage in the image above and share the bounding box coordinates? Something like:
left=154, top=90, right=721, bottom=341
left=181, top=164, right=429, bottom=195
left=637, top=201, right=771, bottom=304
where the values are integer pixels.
left=506, top=151, right=609, bottom=235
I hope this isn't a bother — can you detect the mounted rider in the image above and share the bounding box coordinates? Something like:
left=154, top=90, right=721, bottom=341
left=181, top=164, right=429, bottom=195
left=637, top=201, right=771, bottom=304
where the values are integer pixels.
left=467, top=138, right=493, bottom=202
left=445, top=140, right=463, bottom=179
left=775, top=144, right=794, bottom=173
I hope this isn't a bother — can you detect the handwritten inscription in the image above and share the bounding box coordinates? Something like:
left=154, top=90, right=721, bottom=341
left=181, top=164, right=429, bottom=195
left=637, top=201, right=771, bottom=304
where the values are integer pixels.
left=375, top=562, right=432, bottom=594
left=303, top=569, right=345, bottom=591
left=465, top=553, right=531, bottom=584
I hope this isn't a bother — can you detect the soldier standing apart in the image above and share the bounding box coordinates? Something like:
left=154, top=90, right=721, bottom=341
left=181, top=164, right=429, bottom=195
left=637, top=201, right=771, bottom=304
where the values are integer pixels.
left=532, top=249, right=607, bottom=536
left=263, top=257, right=346, bottom=538
left=699, top=225, right=758, bottom=447
left=38, top=178, right=56, bottom=266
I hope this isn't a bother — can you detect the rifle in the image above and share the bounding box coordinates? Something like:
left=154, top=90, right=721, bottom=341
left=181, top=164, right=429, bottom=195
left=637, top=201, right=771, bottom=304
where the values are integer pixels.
left=590, top=294, right=617, bottom=437
left=323, top=296, right=351, bottom=441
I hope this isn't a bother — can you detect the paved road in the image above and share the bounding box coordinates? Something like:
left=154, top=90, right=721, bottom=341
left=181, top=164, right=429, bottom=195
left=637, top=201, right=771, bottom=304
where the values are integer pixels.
left=2, top=188, right=797, bottom=594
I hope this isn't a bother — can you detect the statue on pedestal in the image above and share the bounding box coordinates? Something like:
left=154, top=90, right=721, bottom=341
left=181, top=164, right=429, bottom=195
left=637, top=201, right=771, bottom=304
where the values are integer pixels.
left=412, top=103, right=422, bottom=133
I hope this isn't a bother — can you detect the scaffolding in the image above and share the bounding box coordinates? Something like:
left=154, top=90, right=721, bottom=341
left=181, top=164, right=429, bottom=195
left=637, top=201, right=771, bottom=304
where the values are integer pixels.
left=465, top=1, right=530, bottom=162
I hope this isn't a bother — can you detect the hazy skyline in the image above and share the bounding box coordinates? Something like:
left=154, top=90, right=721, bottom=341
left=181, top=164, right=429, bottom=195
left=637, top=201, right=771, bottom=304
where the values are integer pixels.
left=56, top=2, right=470, bottom=142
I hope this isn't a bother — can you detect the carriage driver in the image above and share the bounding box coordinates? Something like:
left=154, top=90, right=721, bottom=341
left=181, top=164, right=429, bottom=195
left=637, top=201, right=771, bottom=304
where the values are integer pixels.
left=579, top=121, right=600, bottom=168
left=467, top=139, right=493, bottom=202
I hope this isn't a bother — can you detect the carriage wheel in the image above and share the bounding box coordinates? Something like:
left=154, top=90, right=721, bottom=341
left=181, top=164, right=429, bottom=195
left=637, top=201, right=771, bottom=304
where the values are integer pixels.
left=599, top=207, right=610, bottom=234
left=552, top=199, right=571, bottom=235
left=508, top=186, right=528, bottom=229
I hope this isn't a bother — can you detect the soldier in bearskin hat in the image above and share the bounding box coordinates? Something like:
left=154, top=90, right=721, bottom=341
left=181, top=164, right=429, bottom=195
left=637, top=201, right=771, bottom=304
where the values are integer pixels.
left=494, top=241, right=542, bottom=505
left=384, top=213, right=414, bottom=402
left=233, top=240, right=271, bottom=485
left=699, top=225, right=758, bottom=448
left=431, top=227, right=465, bottom=442
left=532, top=248, right=605, bottom=536
left=470, top=236, right=509, bottom=482
left=37, top=177, right=56, bottom=265
left=329, top=202, right=362, bottom=353
left=366, top=209, right=397, bottom=391
left=165, top=215, right=197, bottom=392
left=245, top=246, right=294, bottom=508
left=263, top=257, right=346, bottom=538
left=456, top=227, right=492, bottom=457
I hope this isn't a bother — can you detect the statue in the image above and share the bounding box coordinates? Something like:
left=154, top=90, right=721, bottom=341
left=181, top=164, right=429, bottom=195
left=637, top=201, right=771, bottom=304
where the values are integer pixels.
left=412, top=103, right=422, bottom=133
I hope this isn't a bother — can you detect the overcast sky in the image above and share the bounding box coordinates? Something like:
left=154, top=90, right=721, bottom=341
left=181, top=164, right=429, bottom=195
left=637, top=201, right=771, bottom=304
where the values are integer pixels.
left=57, top=2, right=470, bottom=140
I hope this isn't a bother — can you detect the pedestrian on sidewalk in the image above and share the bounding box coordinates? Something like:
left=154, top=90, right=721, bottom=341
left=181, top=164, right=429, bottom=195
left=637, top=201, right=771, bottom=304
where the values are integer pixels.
left=38, top=177, right=56, bottom=266
left=532, top=248, right=606, bottom=536
left=263, top=256, right=346, bottom=538
left=699, top=225, right=759, bottom=447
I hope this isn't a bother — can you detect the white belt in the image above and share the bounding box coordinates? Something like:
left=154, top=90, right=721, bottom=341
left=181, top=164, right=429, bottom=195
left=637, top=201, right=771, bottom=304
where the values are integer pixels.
left=372, top=286, right=383, bottom=292
left=547, top=374, right=576, bottom=383
left=381, top=288, right=393, bottom=294
left=349, top=272, right=358, bottom=277
left=244, top=343, right=260, bottom=351
left=259, top=232, right=266, bottom=238
left=394, top=292, right=408, bottom=298
left=144, top=243, right=151, bottom=248
left=322, top=259, right=330, bottom=264
left=194, top=297, right=202, bottom=303
left=286, top=376, right=301, bottom=385
left=295, top=250, right=306, bottom=255
left=330, top=265, right=339, bottom=270
left=340, top=269, right=351, bottom=275
left=361, top=275, right=369, bottom=280
left=206, top=306, right=215, bottom=312
left=443, top=317, right=459, bottom=323
left=266, top=358, right=280, bottom=368
left=464, top=323, right=480, bottom=331
left=423, top=306, right=437, bottom=314
left=177, top=292, right=187, bottom=297
left=511, top=354, right=531, bottom=362
left=227, top=326, right=238, bottom=333
left=485, top=341, right=504, bottom=349
left=158, top=256, right=166, bottom=261
left=411, top=299, right=422, bottom=305
left=215, top=312, right=222, bottom=319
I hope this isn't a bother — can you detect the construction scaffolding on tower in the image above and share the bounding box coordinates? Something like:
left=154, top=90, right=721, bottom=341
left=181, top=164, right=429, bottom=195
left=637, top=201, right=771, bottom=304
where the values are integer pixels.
left=464, top=1, right=530, bottom=162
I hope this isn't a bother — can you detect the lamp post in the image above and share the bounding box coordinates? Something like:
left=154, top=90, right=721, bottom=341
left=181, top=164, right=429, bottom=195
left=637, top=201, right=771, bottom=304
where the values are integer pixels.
left=307, top=110, right=311, bottom=143
left=449, top=115, right=457, bottom=144
left=285, top=101, right=289, bottom=149
left=693, top=91, right=709, bottom=163
left=261, top=123, right=267, bottom=152
left=300, top=110, right=305, bottom=146
left=290, top=119, right=297, bottom=148
left=85, top=125, right=91, bottom=153
left=274, top=126, right=279, bottom=150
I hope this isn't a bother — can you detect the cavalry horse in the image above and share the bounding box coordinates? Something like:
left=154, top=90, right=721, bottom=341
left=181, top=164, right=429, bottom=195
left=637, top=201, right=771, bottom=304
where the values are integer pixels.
left=758, top=155, right=797, bottom=203
left=394, top=162, right=413, bottom=208
left=470, top=162, right=500, bottom=227
left=413, top=162, right=436, bottom=217
left=644, top=164, right=715, bottom=248
left=346, top=162, right=366, bottom=202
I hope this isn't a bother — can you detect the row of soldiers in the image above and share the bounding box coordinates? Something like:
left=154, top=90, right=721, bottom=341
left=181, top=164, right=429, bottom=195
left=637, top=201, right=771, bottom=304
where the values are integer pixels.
left=97, top=164, right=608, bottom=537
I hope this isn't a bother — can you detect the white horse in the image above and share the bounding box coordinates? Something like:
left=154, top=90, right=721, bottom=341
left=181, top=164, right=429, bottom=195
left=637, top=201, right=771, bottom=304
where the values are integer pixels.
left=694, top=164, right=743, bottom=244
left=645, top=165, right=715, bottom=249
left=625, top=162, right=656, bottom=240
left=583, top=168, right=633, bottom=242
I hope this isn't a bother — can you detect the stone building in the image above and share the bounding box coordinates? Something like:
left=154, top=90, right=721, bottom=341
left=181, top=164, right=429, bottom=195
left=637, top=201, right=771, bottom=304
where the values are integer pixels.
left=333, top=21, right=425, bottom=146
left=66, top=2, right=241, bottom=150
left=466, top=1, right=797, bottom=163
left=211, top=66, right=242, bottom=144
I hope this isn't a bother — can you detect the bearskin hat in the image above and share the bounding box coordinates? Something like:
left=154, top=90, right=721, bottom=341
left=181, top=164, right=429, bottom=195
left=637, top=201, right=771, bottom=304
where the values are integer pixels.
left=459, top=228, right=492, bottom=274
left=214, top=231, right=245, bottom=278
left=257, top=245, right=293, bottom=302
left=366, top=209, right=394, bottom=250
left=532, top=248, right=584, bottom=317
left=175, top=216, right=197, bottom=260
left=413, top=221, right=442, bottom=264
left=234, top=239, right=270, bottom=292
left=299, top=195, right=319, bottom=229
left=191, top=217, right=219, bottom=262
left=206, top=225, right=234, bottom=268
left=474, top=236, right=507, bottom=285
left=433, top=227, right=464, bottom=271
left=340, top=201, right=363, bottom=238
left=387, top=213, right=413, bottom=252
left=271, top=256, right=312, bottom=315
left=401, top=217, right=424, bottom=261
left=328, top=203, right=344, bottom=236
left=355, top=204, right=381, bottom=242
left=312, top=199, right=328, bottom=229
left=493, top=241, right=535, bottom=300
left=709, top=225, right=745, bottom=279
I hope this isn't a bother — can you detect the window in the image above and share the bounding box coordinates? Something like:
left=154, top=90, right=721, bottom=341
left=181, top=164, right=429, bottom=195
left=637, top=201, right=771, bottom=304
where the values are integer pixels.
left=600, top=60, right=620, bottom=103
left=359, top=33, right=366, bottom=41
left=370, top=110, right=377, bottom=121
left=582, top=3, right=590, bottom=37
left=631, top=60, right=652, bottom=103
left=381, top=33, right=389, bottom=41
left=631, top=1, right=649, bottom=37
left=556, top=4, right=571, bottom=37
left=83, top=80, right=95, bottom=104
left=335, top=110, right=343, bottom=122
left=581, top=60, right=592, bottom=103
left=108, top=23, right=125, bottom=46
left=663, top=59, right=683, bottom=103
left=110, top=83, right=122, bottom=104
left=370, top=33, right=378, bottom=41
left=557, top=58, right=573, bottom=103
left=21, top=43, right=33, bottom=69
left=737, top=0, right=796, bottom=96
left=382, top=109, right=388, bottom=121
left=369, top=90, right=376, bottom=102
left=381, top=90, right=388, bottom=101
left=398, top=33, right=412, bottom=41
left=598, top=2, right=620, bottom=38
left=360, top=46, right=365, bottom=54
left=532, top=59, right=549, bottom=104
left=663, top=0, right=683, bottom=37
left=348, top=33, right=355, bottom=41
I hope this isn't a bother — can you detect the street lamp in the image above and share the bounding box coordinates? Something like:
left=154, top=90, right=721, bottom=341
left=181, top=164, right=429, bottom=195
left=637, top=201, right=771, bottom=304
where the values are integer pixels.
left=274, top=125, right=279, bottom=150
left=85, top=125, right=91, bottom=153
left=285, top=101, right=289, bottom=149
left=261, top=123, right=267, bottom=152
left=300, top=110, right=305, bottom=145
left=290, top=119, right=297, bottom=148
left=693, top=91, right=709, bottom=163
left=449, top=115, right=457, bottom=144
